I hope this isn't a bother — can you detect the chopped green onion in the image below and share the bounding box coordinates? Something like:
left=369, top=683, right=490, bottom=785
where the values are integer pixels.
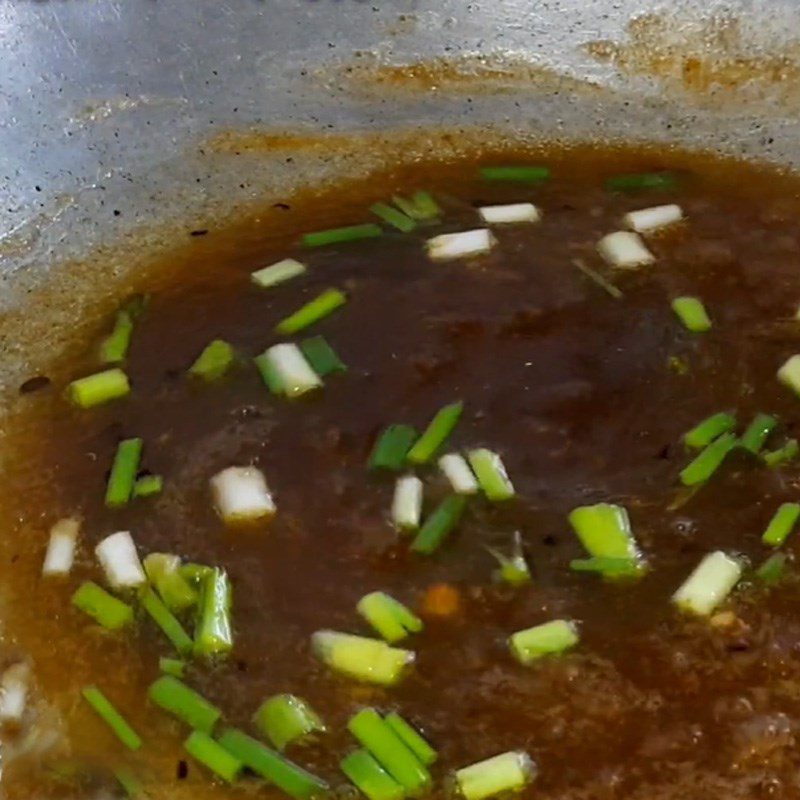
left=411, top=495, right=468, bottom=555
left=42, top=517, right=79, bottom=577
left=567, top=503, right=642, bottom=562
left=254, top=352, right=285, bottom=394
left=439, top=453, right=478, bottom=495
left=427, top=229, right=496, bottom=261
left=72, top=581, right=134, bottom=630
left=210, top=466, right=276, bottom=524
left=143, top=553, right=197, bottom=613
left=341, top=750, right=404, bottom=800
left=159, top=657, right=186, bottom=678
left=479, top=203, right=541, bottom=225
left=384, top=713, right=437, bottom=766
left=194, top=567, right=233, bottom=658
left=393, top=191, right=440, bottom=221
left=254, top=694, right=326, bottom=751
left=300, top=336, right=346, bottom=376
left=302, top=224, right=382, bottom=248
left=454, top=751, right=536, bottom=800
left=480, top=166, right=550, bottom=183
left=114, top=767, right=144, bottom=798
left=679, top=432, right=736, bottom=485
left=218, top=728, right=329, bottom=800
left=257, top=344, right=322, bottom=398
left=605, top=172, right=678, bottom=192
left=82, top=687, right=141, bottom=751
left=185, top=731, right=242, bottom=783
left=369, top=425, right=418, bottom=471
left=95, top=531, right=146, bottom=589
left=763, top=438, right=799, bottom=468
left=371, top=202, right=417, bottom=233
left=762, top=502, right=800, bottom=547
left=486, top=531, right=531, bottom=587
left=509, top=620, right=579, bottom=665
left=407, top=402, right=463, bottom=464
left=778, top=354, right=800, bottom=397
left=133, top=474, right=163, bottom=498
left=99, top=310, right=134, bottom=365
left=148, top=676, right=221, bottom=734
left=671, top=297, right=711, bottom=333
left=189, top=339, right=235, bottom=382
left=311, top=631, right=414, bottom=686
left=672, top=550, right=743, bottom=616
left=180, top=562, right=213, bottom=585
left=684, top=412, right=736, bottom=449
left=467, top=449, right=514, bottom=502
left=105, top=438, right=143, bottom=508
left=391, top=476, right=423, bottom=532
left=757, top=552, right=788, bottom=586
left=357, top=592, right=424, bottom=644
left=251, top=258, right=307, bottom=289
left=569, top=557, right=644, bottom=578
left=597, top=231, right=655, bottom=269
left=348, top=708, right=431, bottom=794
left=69, top=368, right=130, bottom=408
left=276, top=289, right=347, bottom=335
left=739, top=413, right=778, bottom=454
left=624, top=204, right=683, bottom=233
left=0, top=663, right=28, bottom=724
left=140, top=587, right=193, bottom=656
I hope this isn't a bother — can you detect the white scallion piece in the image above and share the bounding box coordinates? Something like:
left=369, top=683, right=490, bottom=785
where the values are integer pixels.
left=672, top=550, right=743, bottom=616
left=597, top=231, right=655, bottom=269
left=426, top=229, right=496, bottom=261
left=265, top=343, right=322, bottom=398
left=623, top=204, right=683, bottom=234
left=95, top=531, right=146, bottom=589
left=391, top=475, right=423, bottom=532
left=454, top=751, right=537, bottom=800
left=778, top=354, right=800, bottom=397
left=42, top=517, right=80, bottom=577
left=439, top=453, right=479, bottom=495
left=478, top=203, right=541, bottom=225
left=211, top=466, right=276, bottom=524
left=251, top=258, right=307, bottom=289
left=0, top=663, right=30, bottom=725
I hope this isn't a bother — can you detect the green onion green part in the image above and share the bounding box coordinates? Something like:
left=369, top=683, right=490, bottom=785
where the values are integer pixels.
left=406, top=402, right=463, bottom=464
left=72, top=581, right=134, bottom=630
left=302, top=224, right=382, bottom=248
left=194, top=567, right=233, bottom=658
left=254, top=352, right=285, bottom=394
left=82, top=686, right=142, bottom=751
left=185, top=731, right=242, bottom=783
left=567, top=503, right=642, bottom=562
left=679, top=432, right=737, bottom=485
left=218, top=728, right=329, bottom=800
left=348, top=708, right=431, bottom=794
left=180, top=562, right=213, bottom=585
left=99, top=310, right=135, bottom=365
left=143, top=553, right=198, bottom=613
left=300, top=336, right=347, bottom=376
left=189, top=339, right=235, bottom=382
left=384, top=713, right=437, bottom=766
left=311, top=631, right=414, bottom=687
left=251, top=258, right=307, bottom=289
left=486, top=531, right=531, bottom=587
left=762, top=502, right=800, bottom=547
left=393, top=191, right=440, bottom=221
left=159, top=657, right=186, bottom=678
left=113, top=767, right=144, bottom=798
left=140, top=587, right=193, bottom=656
left=454, top=751, right=536, bottom=800
left=671, top=297, right=712, bottom=333
left=148, top=675, right=221, bottom=734
left=133, top=474, right=163, bottom=498
left=369, top=425, right=418, bottom=471
left=672, top=550, right=743, bottom=616
left=467, top=449, right=515, bottom=502
left=357, top=592, right=424, bottom=644
left=684, top=412, right=736, bottom=449
left=254, top=694, right=326, bottom=751
left=569, top=557, right=644, bottom=578
left=69, top=368, right=131, bottom=408
left=509, top=619, right=579, bottom=665
left=757, top=552, right=788, bottom=586
left=480, top=166, right=550, bottom=183
left=276, top=288, right=347, bottom=335
left=739, top=412, right=778, bottom=454
left=763, top=438, right=799, bottom=468
left=411, top=495, right=468, bottom=555
left=605, top=172, right=678, bottom=192
left=105, top=437, right=143, bottom=508
left=371, top=202, right=417, bottom=233
left=341, top=750, right=404, bottom=800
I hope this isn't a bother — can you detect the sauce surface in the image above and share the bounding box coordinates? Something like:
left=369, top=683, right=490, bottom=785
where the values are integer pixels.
left=6, top=147, right=800, bottom=799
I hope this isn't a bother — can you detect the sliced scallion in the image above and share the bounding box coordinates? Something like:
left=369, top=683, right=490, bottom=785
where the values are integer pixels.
left=95, top=531, right=146, bottom=589
left=185, top=731, right=242, bottom=783
left=42, top=517, right=80, bottom=577
left=623, top=204, right=683, bottom=233
left=311, top=631, right=414, bottom=687
left=254, top=351, right=285, bottom=394
left=254, top=694, right=326, bottom=751
left=763, top=438, right=799, bottom=468
left=597, top=231, right=655, bottom=269
left=679, top=432, right=736, bottom=485
left=605, top=172, right=678, bottom=192
left=426, top=229, right=496, bottom=261
left=683, top=412, right=736, bottom=449
left=757, top=552, right=788, bottom=586
left=159, top=657, right=186, bottom=678
left=739, top=412, right=778, bottom=454
left=99, top=310, right=135, bottom=365
left=302, top=224, right=382, bottom=248
left=454, top=751, right=536, bottom=800
left=567, top=503, right=642, bottom=563
left=371, top=202, right=417, bottom=233
left=189, top=339, right=235, bottom=382
left=357, top=592, right=423, bottom=644
left=478, top=203, right=541, bottom=225
left=143, top=553, right=197, bottom=613
left=258, top=344, right=322, bottom=398
left=391, top=475, right=423, bottom=532
left=369, top=425, right=418, bottom=471
left=569, top=557, right=643, bottom=578
left=411, top=495, right=468, bottom=555
left=778, top=354, right=800, bottom=397
left=276, top=289, right=347, bottom=335
left=439, top=453, right=478, bottom=495
left=105, top=438, right=143, bottom=508
left=132, top=474, right=163, bottom=498
left=0, top=663, right=28, bottom=724
left=210, top=466, right=276, bottom=524
left=384, top=713, right=437, bottom=766
left=341, top=750, right=404, bottom=800
left=72, top=581, right=134, bottom=630
left=762, top=502, right=800, bottom=547
left=393, top=191, right=440, bottom=221
left=467, top=449, right=514, bottom=502
left=300, top=336, right=346, bottom=376
left=148, top=675, right=221, bottom=734
left=113, top=767, right=144, bottom=798
left=486, top=531, right=531, bottom=587
left=251, top=258, right=307, bottom=289
left=194, top=567, right=233, bottom=658
left=140, top=587, right=193, bottom=656
left=407, top=401, right=463, bottom=464
left=82, top=687, right=141, bottom=751
left=509, top=619, right=579, bottom=665
left=672, top=550, right=743, bottom=616
left=69, top=368, right=130, bottom=408
left=479, top=165, right=550, bottom=183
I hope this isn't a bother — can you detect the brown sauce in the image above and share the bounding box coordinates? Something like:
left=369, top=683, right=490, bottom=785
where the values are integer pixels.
left=6, top=145, right=800, bottom=799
